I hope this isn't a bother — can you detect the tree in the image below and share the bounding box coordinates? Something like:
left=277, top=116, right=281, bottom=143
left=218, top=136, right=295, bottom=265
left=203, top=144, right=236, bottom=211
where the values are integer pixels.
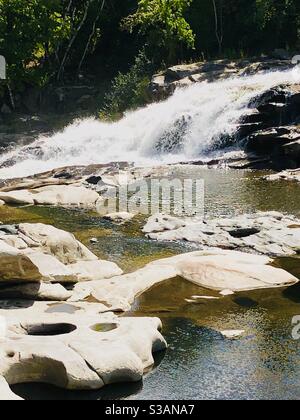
left=122, top=0, right=195, bottom=64
left=211, top=0, right=224, bottom=55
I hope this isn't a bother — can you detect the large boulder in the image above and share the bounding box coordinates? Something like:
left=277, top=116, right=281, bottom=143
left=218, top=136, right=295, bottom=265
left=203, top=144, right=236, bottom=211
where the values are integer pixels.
left=0, top=223, right=122, bottom=284
left=18, top=223, right=97, bottom=265
left=0, top=303, right=166, bottom=392
left=70, top=249, right=298, bottom=310
left=246, top=126, right=300, bottom=160
left=156, top=251, right=297, bottom=292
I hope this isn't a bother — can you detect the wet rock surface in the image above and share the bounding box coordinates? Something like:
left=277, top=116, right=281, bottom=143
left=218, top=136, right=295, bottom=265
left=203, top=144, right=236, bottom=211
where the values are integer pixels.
left=149, top=58, right=294, bottom=100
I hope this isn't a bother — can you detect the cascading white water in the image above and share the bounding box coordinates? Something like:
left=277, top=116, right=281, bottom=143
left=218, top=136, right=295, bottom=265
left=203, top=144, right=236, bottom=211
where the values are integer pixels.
left=0, top=66, right=299, bottom=179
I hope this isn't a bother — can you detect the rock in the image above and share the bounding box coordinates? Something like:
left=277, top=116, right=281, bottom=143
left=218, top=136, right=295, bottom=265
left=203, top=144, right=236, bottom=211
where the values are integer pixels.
left=153, top=250, right=298, bottom=292
left=0, top=241, right=46, bottom=283
left=143, top=213, right=188, bottom=234
left=0, top=185, right=99, bottom=208
left=283, top=140, right=300, bottom=161
left=70, top=265, right=180, bottom=311
left=220, top=289, right=235, bottom=296
left=221, top=330, right=246, bottom=339
left=0, top=376, right=23, bottom=400
left=265, top=169, right=300, bottom=182
left=0, top=282, right=72, bottom=301
left=0, top=200, right=5, bottom=206
left=32, top=185, right=100, bottom=207
left=90, top=238, right=98, bottom=244
left=103, top=212, right=136, bottom=224
left=70, top=249, right=298, bottom=309
left=246, top=126, right=300, bottom=156
left=0, top=223, right=122, bottom=284
left=0, top=190, right=34, bottom=205
left=0, top=303, right=166, bottom=391
left=0, top=225, right=19, bottom=235
left=23, top=252, right=77, bottom=283
left=144, top=212, right=300, bottom=257
left=67, top=260, right=123, bottom=283
left=149, top=58, right=294, bottom=100
left=19, top=223, right=97, bottom=265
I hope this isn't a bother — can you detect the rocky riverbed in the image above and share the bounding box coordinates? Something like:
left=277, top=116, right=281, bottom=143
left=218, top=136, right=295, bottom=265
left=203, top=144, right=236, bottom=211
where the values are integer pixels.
left=0, top=163, right=299, bottom=400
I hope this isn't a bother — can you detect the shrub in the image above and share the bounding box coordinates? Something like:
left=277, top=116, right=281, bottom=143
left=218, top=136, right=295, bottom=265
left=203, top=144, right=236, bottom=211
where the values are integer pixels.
left=99, top=50, right=154, bottom=119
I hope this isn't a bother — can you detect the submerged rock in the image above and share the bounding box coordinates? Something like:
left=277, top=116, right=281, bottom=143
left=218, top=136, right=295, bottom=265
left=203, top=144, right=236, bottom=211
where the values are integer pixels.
left=144, top=212, right=300, bottom=257
left=104, top=212, right=136, bottom=224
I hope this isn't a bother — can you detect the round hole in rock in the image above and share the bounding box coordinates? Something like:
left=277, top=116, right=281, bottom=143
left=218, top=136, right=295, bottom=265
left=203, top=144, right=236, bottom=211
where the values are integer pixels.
left=90, top=323, right=118, bottom=333
left=26, top=323, right=77, bottom=336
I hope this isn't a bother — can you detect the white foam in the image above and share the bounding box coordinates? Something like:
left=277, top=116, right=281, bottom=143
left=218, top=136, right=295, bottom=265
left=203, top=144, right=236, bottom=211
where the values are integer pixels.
left=0, top=67, right=299, bottom=179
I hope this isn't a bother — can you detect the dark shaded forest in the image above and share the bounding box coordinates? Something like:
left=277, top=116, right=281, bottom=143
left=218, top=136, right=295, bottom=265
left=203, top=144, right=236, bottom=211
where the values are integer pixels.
left=0, top=0, right=299, bottom=116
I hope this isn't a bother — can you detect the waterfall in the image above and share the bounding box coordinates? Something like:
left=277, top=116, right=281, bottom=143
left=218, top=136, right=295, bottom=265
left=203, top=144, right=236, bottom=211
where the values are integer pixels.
left=0, top=66, right=299, bottom=179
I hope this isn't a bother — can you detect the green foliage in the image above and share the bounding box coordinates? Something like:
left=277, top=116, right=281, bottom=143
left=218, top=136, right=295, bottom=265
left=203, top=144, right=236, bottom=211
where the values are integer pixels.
left=99, top=51, right=153, bottom=119
left=122, top=0, right=195, bottom=64
left=0, top=0, right=300, bottom=113
left=0, top=0, right=70, bottom=88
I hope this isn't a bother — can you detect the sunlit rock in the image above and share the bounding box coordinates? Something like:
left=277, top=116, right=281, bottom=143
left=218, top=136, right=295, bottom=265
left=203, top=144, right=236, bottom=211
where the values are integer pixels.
left=0, top=223, right=122, bottom=284
left=0, top=303, right=166, bottom=391
left=70, top=249, right=298, bottom=309
left=144, top=212, right=300, bottom=257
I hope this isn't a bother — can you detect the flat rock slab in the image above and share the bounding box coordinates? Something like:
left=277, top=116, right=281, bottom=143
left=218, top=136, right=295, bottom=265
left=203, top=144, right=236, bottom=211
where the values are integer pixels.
left=0, top=302, right=166, bottom=393
left=144, top=212, right=300, bottom=257
left=70, top=249, right=298, bottom=310
left=0, top=185, right=100, bottom=208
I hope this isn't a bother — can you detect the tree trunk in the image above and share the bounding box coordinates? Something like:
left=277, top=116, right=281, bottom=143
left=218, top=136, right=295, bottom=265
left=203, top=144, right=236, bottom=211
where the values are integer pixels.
left=57, top=0, right=91, bottom=81
left=77, top=0, right=105, bottom=75
left=212, top=0, right=224, bottom=56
